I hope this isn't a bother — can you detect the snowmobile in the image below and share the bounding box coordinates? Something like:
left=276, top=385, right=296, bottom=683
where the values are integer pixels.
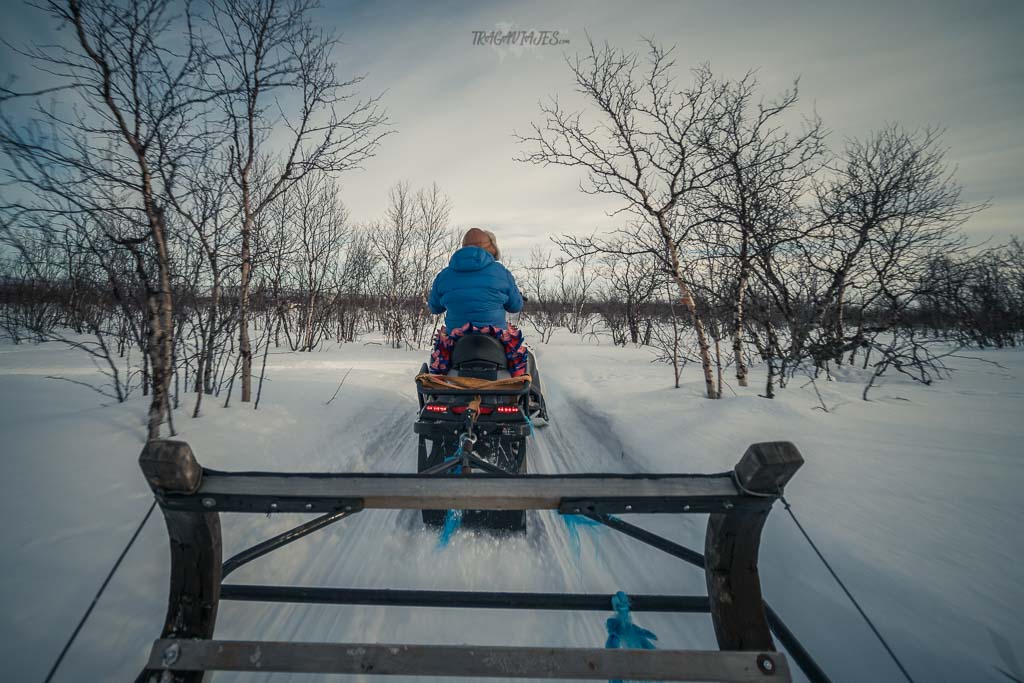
left=414, top=333, right=548, bottom=531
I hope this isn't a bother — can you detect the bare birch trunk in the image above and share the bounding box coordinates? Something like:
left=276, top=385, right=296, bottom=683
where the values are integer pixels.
left=193, top=278, right=219, bottom=419
left=303, top=292, right=317, bottom=351
left=833, top=282, right=846, bottom=365
left=131, top=162, right=175, bottom=440
left=239, top=211, right=253, bottom=402
left=764, top=322, right=779, bottom=399
left=657, top=215, right=718, bottom=399
left=204, top=275, right=220, bottom=394
left=672, top=274, right=718, bottom=399
left=732, top=258, right=750, bottom=387
left=715, top=336, right=723, bottom=398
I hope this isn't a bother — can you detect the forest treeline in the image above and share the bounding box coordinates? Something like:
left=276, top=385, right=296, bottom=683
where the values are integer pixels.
left=1, top=1, right=1021, bottom=440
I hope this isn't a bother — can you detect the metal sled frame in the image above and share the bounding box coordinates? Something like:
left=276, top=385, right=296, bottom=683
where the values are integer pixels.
left=136, top=440, right=831, bottom=682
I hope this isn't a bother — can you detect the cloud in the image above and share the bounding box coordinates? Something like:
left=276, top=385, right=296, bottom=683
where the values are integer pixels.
left=4, top=0, right=1021, bottom=257
left=316, top=0, right=1024, bottom=257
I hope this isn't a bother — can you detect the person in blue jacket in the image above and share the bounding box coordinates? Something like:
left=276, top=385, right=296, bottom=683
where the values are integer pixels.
left=427, top=228, right=523, bottom=330
left=426, top=228, right=543, bottom=413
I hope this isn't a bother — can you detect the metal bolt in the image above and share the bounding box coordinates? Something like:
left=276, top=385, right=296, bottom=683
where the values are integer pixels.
left=625, top=504, right=633, bottom=511
left=305, top=503, right=313, bottom=510
left=573, top=507, right=581, bottom=513
left=270, top=502, right=278, bottom=511
left=201, top=497, right=216, bottom=509
left=757, top=654, right=775, bottom=675
left=683, top=504, right=691, bottom=511
left=344, top=505, right=353, bottom=512
left=723, top=501, right=734, bottom=510
left=162, top=642, right=180, bottom=667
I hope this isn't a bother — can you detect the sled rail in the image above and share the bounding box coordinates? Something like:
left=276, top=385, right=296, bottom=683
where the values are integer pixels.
left=157, top=470, right=752, bottom=513
left=147, top=639, right=786, bottom=681
left=136, top=439, right=829, bottom=683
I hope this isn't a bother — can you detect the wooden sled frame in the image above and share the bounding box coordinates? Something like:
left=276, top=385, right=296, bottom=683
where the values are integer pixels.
left=135, top=440, right=830, bottom=682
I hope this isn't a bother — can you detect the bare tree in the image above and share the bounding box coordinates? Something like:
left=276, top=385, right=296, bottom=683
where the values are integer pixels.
left=285, top=173, right=349, bottom=351
left=330, top=227, right=376, bottom=343
left=0, top=0, right=215, bottom=438
left=369, top=181, right=415, bottom=347
left=517, top=39, right=740, bottom=398
left=160, top=145, right=240, bottom=416
left=369, top=181, right=455, bottom=348
left=649, top=282, right=691, bottom=389
left=595, top=244, right=660, bottom=345
left=747, top=126, right=981, bottom=396
left=554, top=252, right=596, bottom=335
left=698, top=75, right=825, bottom=386
left=409, top=183, right=455, bottom=346
left=208, top=0, right=389, bottom=401
left=521, top=247, right=560, bottom=343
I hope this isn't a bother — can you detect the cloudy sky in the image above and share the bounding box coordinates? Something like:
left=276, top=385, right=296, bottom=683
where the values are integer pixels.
left=310, top=0, right=1023, bottom=260
left=5, top=1, right=1022, bottom=261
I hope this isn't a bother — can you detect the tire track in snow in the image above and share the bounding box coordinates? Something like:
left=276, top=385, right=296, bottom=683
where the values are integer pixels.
left=527, top=373, right=713, bottom=654
left=217, top=367, right=711, bottom=682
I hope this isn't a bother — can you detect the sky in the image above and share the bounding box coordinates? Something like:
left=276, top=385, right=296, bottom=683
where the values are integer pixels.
left=3, top=0, right=1022, bottom=262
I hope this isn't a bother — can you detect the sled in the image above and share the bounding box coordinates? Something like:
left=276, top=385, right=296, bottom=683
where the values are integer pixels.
left=134, top=439, right=832, bottom=682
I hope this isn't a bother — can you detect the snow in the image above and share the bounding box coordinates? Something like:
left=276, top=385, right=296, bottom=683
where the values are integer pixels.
left=1, top=333, right=1022, bottom=682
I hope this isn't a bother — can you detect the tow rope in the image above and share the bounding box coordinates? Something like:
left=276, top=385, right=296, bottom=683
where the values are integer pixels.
left=435, top=442, right=465, bottom=550
left=780, top=493, right=917, bottom=683
left=438, top=507, right=463, bottom=548
left=605, top=591, right=658, bottom=683
left=436, top=397, right=482, bottom=549
left=562, top=513, right=605, bottom=559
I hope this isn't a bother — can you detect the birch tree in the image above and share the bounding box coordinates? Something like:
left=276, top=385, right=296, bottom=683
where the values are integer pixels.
left=516, top=38, right=735, bottom=397
left=0, top=0, right=213, bottom=438
left=208, top=0, right=389, bottom=401
left=699, top=75, right=824, bottom=386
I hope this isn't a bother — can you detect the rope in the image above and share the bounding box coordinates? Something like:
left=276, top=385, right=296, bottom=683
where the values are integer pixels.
left=44, top=499, right=157, bottom=683
left=730, top=469, right=779, bottom=498
left=435, top=445, right=464, bottom=549
left=438, top=508, right=463, bottom=548
left=781, top=495, right=916, bottom=683
left=605, top=591, right=657, bottom=683
left=732, top=470, right=915, bottom=681
left=562, top=513, right=604, bottom=558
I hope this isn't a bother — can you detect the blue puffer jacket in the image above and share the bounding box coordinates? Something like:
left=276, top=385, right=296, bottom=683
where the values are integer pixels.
left=428, top=246, right=523, bottom=330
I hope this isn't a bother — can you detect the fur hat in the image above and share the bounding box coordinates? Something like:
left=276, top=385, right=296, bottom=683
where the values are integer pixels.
left=462, top=227, right=500, bottom=261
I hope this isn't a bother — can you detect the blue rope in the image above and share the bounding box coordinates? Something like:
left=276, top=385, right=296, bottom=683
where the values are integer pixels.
left=562, top=513, right=605, bottom=559
left=605, top=591, right=657, bottom=683
left=448, top=444, right=463, bottom=474
left=436, top=400, right=532, bottom=550
left=435, top=445, right=463, bottom=549
left=437, top=509, right=463, bottom=548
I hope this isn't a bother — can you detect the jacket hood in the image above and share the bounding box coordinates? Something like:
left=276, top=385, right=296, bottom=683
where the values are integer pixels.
left=449, top=246, right=495, bottom=272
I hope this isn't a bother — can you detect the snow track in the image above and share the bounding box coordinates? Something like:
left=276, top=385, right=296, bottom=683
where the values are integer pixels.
left=8, top=339, right=1019, bottom=681
left=210, top=372, right=716, bottom=682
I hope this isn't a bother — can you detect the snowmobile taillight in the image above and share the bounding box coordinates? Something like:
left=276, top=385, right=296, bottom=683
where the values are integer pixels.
left=424, top=403, right=447, bottom=413
left=495, top=405, right=519, bottom=414
left=451, top=405, right=494, bottom=415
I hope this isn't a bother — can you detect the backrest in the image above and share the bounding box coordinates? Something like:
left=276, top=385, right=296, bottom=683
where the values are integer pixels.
left=450, top=334, right=508, bottom=380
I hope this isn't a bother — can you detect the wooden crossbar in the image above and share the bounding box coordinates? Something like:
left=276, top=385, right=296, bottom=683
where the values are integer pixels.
left=160, top=471, right=750, bottom=513
left=147, top=640, right=790, bottom=681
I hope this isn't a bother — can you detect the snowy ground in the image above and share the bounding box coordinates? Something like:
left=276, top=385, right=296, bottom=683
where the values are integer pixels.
left=1, top=332, right=1022, bottom=682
